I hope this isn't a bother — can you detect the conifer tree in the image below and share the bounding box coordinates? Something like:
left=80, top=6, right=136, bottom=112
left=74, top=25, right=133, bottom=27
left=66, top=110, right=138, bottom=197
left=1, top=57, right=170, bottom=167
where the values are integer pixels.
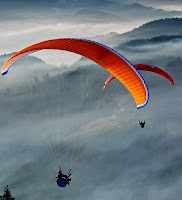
left=2, top=185, right=15, bottom=200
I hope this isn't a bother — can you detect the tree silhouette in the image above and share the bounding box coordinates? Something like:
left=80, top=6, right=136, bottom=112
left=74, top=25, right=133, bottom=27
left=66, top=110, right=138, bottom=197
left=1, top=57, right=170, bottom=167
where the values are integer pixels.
left=2, top=185, right=15, bottom=200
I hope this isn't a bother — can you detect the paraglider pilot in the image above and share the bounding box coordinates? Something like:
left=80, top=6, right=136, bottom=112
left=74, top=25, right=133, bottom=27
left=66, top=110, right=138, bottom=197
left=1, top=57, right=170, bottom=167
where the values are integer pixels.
left=139, top=120, right=145, bottom=128
left=56, top=166, right=71, bottom=187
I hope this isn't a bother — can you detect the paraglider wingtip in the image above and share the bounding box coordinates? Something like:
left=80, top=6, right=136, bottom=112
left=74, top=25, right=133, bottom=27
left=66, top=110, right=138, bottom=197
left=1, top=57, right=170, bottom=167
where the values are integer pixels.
left=2, top=71, right=8, bottom=76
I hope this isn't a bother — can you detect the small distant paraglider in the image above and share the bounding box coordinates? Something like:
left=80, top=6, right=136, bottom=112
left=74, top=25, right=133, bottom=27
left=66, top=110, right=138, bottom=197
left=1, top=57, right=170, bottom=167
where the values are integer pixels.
left=139, top=120, right=145, bottom=128
left=103, top=64, right=174, bottom=130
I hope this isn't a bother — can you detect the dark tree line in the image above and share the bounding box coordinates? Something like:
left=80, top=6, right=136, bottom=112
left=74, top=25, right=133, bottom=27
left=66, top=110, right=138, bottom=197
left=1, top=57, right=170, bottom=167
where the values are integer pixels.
left=118, top=35, right=182, bottom=48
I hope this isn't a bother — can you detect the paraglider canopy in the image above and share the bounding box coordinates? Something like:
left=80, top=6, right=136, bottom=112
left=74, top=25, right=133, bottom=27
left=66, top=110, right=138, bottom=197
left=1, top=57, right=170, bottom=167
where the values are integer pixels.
left=103, top=64, right=175, bottom=91
left=1, top=38, right=149, bottom=109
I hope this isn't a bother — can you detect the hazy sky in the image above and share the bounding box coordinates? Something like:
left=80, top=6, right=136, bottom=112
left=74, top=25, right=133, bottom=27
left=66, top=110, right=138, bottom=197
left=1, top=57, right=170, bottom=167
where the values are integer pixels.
left=0, top=0, right=182, bottom=65
left=1, top=0, right=182, bottom=10
left=115, top=0, right=182, bottom=10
